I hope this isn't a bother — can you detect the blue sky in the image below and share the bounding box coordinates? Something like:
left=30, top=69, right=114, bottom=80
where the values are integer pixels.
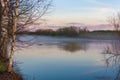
left=42, top=0, right=120, bottom=30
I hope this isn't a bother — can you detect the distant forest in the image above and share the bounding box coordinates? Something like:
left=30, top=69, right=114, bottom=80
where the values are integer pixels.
left=17, top=26, right=118, bottom=37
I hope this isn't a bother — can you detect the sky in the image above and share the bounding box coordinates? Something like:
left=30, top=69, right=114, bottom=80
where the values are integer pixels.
left=40, top=0, right=120, bottom=30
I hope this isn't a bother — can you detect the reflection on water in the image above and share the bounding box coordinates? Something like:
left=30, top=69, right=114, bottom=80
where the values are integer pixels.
left=62, top=42, right=81, bottom=52
left=102, top=40, right=120, bottom=80
left=15, top=35, right=120, bottom=80
left=60, top=42, right=87, bottom=52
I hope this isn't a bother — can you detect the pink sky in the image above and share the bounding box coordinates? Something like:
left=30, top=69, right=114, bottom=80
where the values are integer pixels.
left=35, top=0, right=120, bottom=30
left=27, top=23, right=114, bottom=31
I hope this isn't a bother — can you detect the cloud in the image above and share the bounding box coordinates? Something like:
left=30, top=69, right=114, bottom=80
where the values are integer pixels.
left=97, top=8, right=115, bottom=14
left=88, top=24, right=113, bottom=31
left=83, top=0, right=111, bottom=7
left=66, top=22, right=85, bottom=26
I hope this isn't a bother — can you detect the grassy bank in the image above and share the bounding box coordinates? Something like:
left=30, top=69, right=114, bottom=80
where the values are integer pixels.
left=0, top=57, right=23, bottom=80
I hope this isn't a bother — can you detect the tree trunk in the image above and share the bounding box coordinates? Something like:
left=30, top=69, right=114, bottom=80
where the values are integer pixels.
left=0, top=0, right=9, bottom=59
left=8, top=0, right=18, bottom=72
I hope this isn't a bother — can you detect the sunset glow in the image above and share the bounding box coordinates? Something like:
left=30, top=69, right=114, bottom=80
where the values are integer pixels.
left=43, top=0, right=120, bottom=30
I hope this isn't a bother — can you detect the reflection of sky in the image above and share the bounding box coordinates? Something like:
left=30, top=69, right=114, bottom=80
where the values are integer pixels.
left=15, top=36, right=119, bottom=80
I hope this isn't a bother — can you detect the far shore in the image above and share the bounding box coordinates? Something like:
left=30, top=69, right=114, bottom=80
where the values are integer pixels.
left=17, top=30, right=120, bottom=40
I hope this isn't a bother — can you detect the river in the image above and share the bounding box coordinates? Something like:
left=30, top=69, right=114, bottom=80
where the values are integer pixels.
left=14, top=35, right=120, bottom=80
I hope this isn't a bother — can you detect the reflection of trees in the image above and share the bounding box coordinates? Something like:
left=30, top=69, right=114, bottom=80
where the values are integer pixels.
left=61, top=42, right=88, bottom=52
left=102, top=40, right=120, bottom=80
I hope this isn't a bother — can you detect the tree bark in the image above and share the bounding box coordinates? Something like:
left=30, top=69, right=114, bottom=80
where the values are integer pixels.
left=8, top=0, right=18, bottom=72
left=0, top=0, right=9, bottom=59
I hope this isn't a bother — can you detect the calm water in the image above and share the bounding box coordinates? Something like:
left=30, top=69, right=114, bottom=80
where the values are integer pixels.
left=15, top=35, right=120, bottom=80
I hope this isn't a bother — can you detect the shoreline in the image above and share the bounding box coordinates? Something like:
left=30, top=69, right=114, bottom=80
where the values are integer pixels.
left=17, top=34, right=120, bottom=41
left=0, top=57, right=23, bottom=80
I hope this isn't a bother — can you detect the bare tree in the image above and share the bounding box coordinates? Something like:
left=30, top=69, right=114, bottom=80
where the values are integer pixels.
left=8, top=0, right=19, bottom=72
left=108, top=12, right=120, bottom=34
left=0, top=0, right=52, bottom=72
left=17, top=0, right=52, bottom=32
left=0, top=0, right=9, bottom=59
left=8, top=0, right=52, bottom=72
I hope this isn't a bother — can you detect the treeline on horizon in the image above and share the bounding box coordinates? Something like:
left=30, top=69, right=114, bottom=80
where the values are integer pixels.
left=17, top=26, right=89, bottom=37
left=17, top=26, right=118, bottom=37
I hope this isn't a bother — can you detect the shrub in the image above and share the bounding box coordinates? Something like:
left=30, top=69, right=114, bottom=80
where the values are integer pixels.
left=0, top=65, right=7, bottom=72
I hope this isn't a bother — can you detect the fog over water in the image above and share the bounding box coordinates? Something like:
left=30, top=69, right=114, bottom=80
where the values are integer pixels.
left=15, top=35, right=120, bottom=80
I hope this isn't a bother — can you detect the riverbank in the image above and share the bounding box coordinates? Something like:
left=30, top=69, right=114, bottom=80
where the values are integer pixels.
left=0, top=72, right=23, bottom=80
left=0, top=57, right=23, bottom=80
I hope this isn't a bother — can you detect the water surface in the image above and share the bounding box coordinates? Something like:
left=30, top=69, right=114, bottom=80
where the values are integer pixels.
left=15, top=35, right=120, bottom=80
